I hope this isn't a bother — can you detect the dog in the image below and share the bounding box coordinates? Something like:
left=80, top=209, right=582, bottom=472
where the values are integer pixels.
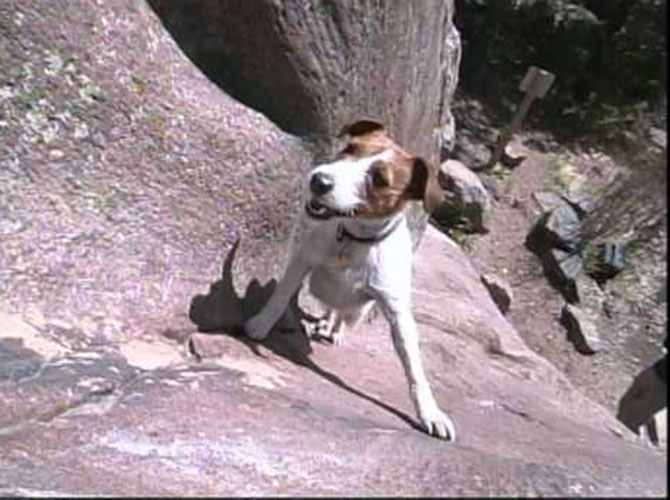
left=244, top=119, right=455, bottom=440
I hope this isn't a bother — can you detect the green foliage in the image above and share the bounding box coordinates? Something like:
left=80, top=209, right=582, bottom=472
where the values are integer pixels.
left=449, top=228, right=475, bottom=253
left=582, top=241, right=626, bottom=283
left=543, top=153, right=578, bottom=191
left=489, top=162, right=513, bottom=191
left=455, top=0, right=667, bottom=136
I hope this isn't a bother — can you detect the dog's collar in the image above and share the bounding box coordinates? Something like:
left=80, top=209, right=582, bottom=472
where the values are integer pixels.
left=336, top=216, right=403, bottom=244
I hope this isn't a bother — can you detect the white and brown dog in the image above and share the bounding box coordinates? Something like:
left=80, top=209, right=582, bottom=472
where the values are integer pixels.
left=244, top=119, right=455, bottom=440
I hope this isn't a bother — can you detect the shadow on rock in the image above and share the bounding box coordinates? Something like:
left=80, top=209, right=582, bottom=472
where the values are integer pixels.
left=188, top=238, right=304, bottom=338
left=145, top=0, right=322, bottom=137
left=188, top=239, right=420, bottom=432
left=0, top=338, right=44, bottom=384
left=617, top=351, right=667, bottom=445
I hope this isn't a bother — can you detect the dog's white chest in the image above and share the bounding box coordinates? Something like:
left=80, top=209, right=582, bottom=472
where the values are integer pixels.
left=295, top=213, right=413, bottom=310
left=326, top=235, right=363, bottom=268
left=308, top=236, right=372, bottom=309
left=302, top=226, right=371, bottom=309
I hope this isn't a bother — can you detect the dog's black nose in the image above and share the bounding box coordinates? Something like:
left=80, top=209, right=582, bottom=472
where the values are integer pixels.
left=310, top=172, right=334, bottom=195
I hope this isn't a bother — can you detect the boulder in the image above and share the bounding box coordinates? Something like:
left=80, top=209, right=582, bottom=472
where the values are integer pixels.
left=146, top=0, right=462, bottom=245
left=0, top=0, right=460, bottom=346
left=0, top=0, right=310, bottom=347
left=527, top=198, right=582, bottom=254
left=533, top=188, right=594, bottom=222
left=574, top=273, right=606, bottom=314
left=532, top=190, right=568, bottom=215
left=450, top=95, right=498, bottom=168
left=1, top=1, right=666, bottom=496
left=545, top=249, right=583, bottom=301
left=481, top=273, right=513, bottom=315
left=434, top=159, right=492, bottom=233
left=543, top=203, right=583, bottom=252
left=526, top=214, right=583, bottom=301
left=451, top=133, right=492, bottom=168
left=560, top=303, right=603, bottom=355
left=0, top=226, right=665, bottom=496
left=526, top=197, right=585, bottom=301
left=497, top=142, right=528, bottom=169
left=562, top=182, right=596, bottom=217
left=147, top=0, right=461, bottom=149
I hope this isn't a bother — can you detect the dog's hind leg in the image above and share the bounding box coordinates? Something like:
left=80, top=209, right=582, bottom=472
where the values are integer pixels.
left=307, top=308, right=336, bottom=339
left=328, top=312, right=347, bottom=346
left=306, top=308, right=347, bottom=345
left=316, top=301, right=374, bottom=346
left=330, top=301, right=375, bottom=346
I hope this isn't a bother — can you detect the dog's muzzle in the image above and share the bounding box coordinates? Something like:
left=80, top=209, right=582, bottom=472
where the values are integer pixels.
left=305, top=199, right=358, bottom=220
left=305, top=172, right=358, bottom=220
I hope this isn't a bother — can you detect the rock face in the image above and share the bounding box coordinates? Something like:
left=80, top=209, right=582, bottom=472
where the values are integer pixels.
left=147, top=0, right=461, bottom=152
left=529, top=201, right=583, bottom=253
left=0, top=0, right=460, bottom=345
left=0, top=0, right=308, bottom=346
left=561, top=303, right=603, bottom=355
left=0, top=227, right=666, bottom=496
left=481, top=273, right=513, bottom=315
left=1, top=2, right=666, bottom=495
left=574, top=273, right=606, bottom=316
left=449, top=96, right=499, bottom=168
left=146, top=0, right=462, bottom=247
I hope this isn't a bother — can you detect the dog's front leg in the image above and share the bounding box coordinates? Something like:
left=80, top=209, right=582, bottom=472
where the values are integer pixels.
left=376, top=296, right=456, bottom=441
left=244, top=257, right=310, bottom=341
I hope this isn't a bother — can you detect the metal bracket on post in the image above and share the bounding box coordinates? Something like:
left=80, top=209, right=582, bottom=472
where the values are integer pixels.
left=487, top=66, right=556, bottom=168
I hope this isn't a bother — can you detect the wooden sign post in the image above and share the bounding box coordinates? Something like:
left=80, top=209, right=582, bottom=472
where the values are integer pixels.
left=488, top=66, right=556, bottom=168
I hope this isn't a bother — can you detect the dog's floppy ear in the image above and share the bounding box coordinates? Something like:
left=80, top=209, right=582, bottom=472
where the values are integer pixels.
left=337, top=119, right=385, bottom=138
left=408, top=157, right=444, bottom=213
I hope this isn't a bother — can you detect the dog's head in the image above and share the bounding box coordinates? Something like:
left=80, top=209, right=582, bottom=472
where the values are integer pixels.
left=305, top=119, right=443, bottom=221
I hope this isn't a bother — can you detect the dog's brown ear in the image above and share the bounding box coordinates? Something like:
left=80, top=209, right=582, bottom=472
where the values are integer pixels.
left=337, top=119, right=385, bottom=138
left=408, top=157, right=444, bottom=213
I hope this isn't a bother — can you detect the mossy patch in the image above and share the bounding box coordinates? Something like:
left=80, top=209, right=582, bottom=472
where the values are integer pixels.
left=544, top=154, right=585, bottom=192
left=449, top=228, right=475, bottom=253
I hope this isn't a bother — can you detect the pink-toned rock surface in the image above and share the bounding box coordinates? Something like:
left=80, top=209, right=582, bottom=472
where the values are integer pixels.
left=0, top=0, right=460, bottom=347
left=0, top=2, right=665, bottom=494
left=0, top=227, right=665, bottom=496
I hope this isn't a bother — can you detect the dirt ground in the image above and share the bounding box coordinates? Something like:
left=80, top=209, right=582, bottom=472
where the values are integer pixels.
left=454, top=131, right=666, bottom=446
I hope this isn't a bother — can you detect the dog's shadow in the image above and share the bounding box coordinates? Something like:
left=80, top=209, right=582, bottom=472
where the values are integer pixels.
left=188, top=239, right=420, bottom=432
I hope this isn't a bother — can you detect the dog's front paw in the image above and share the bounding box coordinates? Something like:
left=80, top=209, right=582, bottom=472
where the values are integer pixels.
left=418, top=404, right=456, bottom=441
left=305, top=316, right=330, bottom=338
left=244, top=315, right=272, bottom=341
left=307, top=319, right=346, bottom=346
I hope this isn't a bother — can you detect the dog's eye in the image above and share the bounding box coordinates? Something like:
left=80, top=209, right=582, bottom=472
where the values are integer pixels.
left=370, top=164, right=388, bottom=188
